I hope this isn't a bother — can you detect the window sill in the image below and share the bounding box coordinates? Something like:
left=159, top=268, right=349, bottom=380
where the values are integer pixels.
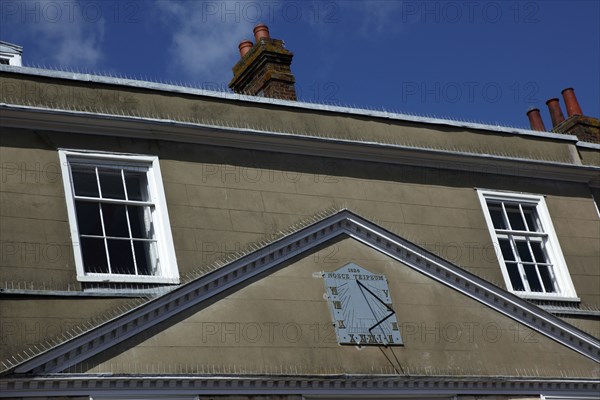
left=78, top=274, right=180, bottom=285
left=516, top=293, right=581, bottom=303
left=0, top=288, right=168, bottom=297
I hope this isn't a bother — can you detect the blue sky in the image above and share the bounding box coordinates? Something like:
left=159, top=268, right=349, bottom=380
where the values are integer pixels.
left=1, top=0, right=599, bottom=129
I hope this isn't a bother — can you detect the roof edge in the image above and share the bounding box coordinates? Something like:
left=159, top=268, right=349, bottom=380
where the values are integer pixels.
left=2, top=103, right=598, bottom=187
left=0, top=374, right=599, bottom=397
left=0, top=64, right=580, bottom=143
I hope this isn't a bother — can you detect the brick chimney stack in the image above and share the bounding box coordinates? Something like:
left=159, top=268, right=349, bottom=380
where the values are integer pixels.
left=229, top=24, right=297, bottom=101
left=527, top=87, right=599, bottom=143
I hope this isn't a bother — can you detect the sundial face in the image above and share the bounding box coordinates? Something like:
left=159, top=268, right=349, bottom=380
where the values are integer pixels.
left=323, top=263, right=403, bottom=346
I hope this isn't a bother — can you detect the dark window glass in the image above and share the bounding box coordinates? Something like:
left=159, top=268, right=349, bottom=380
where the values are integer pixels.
left=133, top=241, right=153, bottom=275
left=539, top=265, right=556, bottom=293
left=128, top=206, right=153, bottom=239
left=516, top=241, right=533, bottom=262
left=0, top=58, right=9, bottom=65
left=522, top=206, right=539, bottom=232
left=499, top=239, right=515, bottom=261
left=98, top=168, right=126, bottom=199
left=107, top=239, right=135, bottom=274
left=524, top=264, right=543, bottom=292
left=102, top=204, right=129, bottom=237
left=505, top=205, right=526, bottom=231
left=75, top=201, right=103, bottom=235
left=80, top=237, right=108, bottom=273
left=487, top=203, right=506, bottom=229
left=71, top=165, right=99, bottom=197
left=530, top=242, right=547, bottom=263
left=125, top=170, right=149, bottom=201
left=506, top=263, right=524, bottom=291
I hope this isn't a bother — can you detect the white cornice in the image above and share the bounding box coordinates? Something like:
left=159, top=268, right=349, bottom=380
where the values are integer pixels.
left=577, top=141, right=600, bottom=150
left=1, top=104, right=599, bottom=187
left=0, top=375, right=598, bottom=398
left=4, top=210, right=599, bottom=377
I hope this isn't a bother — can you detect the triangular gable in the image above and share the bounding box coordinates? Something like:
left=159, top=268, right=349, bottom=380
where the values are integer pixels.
left=4, top=210, right=599, bottom=375
left=75, top=237, right=597, bottom=377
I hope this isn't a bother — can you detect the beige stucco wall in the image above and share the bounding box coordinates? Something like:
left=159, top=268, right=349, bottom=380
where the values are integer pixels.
left=1, top=128, right=598, bottom=302
left=0, top=297, right=132, bottom=361
left=1, top=124, right=598, bottom=362
left=579, top=146, right=600, bottom=166
left=74, top=238, right=599, bottom=376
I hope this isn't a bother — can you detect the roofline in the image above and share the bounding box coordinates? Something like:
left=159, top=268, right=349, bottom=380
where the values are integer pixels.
left=0, top=41, right=23, bottom=53
left=1, top=374, right=598, bottom=398
left=0, top=64, right=580, bottom=143
left=4, top=210, right=598, bottom=376
left=2, top=104, right=599, bottom=188
left=577, top=141, right=600, bottom=150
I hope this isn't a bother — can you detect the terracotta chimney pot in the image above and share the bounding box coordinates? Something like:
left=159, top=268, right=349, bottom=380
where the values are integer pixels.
left=253, top=23, right=270, bottom=42
left=238, top=40, right=253, bottom=58
left=561, top=88, right=583, bottom=117
left=526, top=107, right=546, bottom=132
left=546, top=98, right=565, bottom=127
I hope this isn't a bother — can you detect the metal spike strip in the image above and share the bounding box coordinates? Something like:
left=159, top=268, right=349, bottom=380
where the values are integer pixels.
left=2, top=80, right=558, bottom=162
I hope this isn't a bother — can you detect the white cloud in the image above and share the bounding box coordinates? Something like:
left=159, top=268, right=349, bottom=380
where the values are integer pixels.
left=25, top=0, right=105, bottom=66
left=155, top=0, right=254, bottom=85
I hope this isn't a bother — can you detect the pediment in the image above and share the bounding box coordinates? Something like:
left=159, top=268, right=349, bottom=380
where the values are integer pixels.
left=3, top=210, right=599, bottom=377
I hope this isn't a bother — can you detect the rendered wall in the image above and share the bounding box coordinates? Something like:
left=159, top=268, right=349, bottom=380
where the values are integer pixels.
left=73, top=238, right=599, bottom=376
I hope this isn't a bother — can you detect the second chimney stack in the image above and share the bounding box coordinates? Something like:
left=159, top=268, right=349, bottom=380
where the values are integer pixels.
left=545, top=98, right=566, bottom=128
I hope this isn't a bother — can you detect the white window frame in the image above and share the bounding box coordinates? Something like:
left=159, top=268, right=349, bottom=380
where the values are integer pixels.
left=59, top=149, right=179, bottom=284
left=477, top=189, right=578, bottom=301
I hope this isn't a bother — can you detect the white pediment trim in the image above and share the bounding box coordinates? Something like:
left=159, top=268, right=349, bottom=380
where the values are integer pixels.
left=6, top=210, right=600, bottom=375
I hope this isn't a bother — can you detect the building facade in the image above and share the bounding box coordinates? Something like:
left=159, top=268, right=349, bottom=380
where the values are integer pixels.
left=0, top=28, right=599, bottom=399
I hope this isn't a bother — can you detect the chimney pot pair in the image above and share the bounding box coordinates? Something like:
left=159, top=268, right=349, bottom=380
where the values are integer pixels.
left=527, top=87, right=584, bottom=131
left=238, top=23, right=271, bottom=58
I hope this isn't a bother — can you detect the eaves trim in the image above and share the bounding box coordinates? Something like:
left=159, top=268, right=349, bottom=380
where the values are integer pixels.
left=0, top=375, right=598, bottom=398
left=5, top=210, right=599, bottom=377
left=0, top=65, right=580, bottom=142
left=577, top=141, right=600, bottom=150
left=2, top=104, right=599, bottom=187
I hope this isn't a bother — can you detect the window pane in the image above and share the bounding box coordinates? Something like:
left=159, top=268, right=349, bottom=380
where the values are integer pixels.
left=522, top=206, right=540, bottom=232
left=516, top=241, right=533, bottom=262
left=71, top=165, right=99, bottom=197
left=530, top=241, right=547, bottom=263
left=524, top=264, right=543, bottom=292
left=128, top=206, right=154, bottom=239
left=539, top=265, right=556, bottom=293
left=98, top=168, right=126, bottom=199
left=133, top=240, right=158, bottom=275
left=498, top=239, right=515, bottom=261
left=75, top=201, right=103, bottom=235
left=487, top=203, right=506, bottom=229
left=102, top=204, right=129, bottom=237
left=124, top=170, right=149, bottom=201
left=505, top=205, right=526, bottom=231
left=107, top=239, right=135, bottom=274
left=506, top=262, right=524, bottom=291
left=80, top=237, right=108, bottom=273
